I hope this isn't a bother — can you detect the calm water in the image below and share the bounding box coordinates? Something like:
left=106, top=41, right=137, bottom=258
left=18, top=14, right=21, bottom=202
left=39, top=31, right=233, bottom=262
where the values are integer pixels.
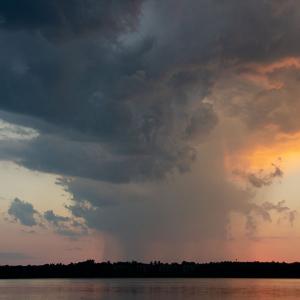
left=1, top=278, right=300, bottom=299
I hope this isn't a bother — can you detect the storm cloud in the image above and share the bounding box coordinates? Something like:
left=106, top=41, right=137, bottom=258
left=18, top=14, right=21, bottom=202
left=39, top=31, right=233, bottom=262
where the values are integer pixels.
left=0, top=0, right=142, bottom=40
left=0, top=0, right=300, bottom=261
left=0, top=0, right=299, bottom=182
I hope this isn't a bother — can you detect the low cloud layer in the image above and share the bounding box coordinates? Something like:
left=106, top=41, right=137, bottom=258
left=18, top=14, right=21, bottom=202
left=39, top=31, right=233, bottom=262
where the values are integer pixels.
left=7, top=198, right=87, bottom=239
left=8, top=198, right=37, bottom=227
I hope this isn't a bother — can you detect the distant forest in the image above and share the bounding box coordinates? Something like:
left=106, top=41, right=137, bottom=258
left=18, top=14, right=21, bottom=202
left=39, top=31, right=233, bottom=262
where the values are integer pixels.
left=1, top=260, right=300, bottom=278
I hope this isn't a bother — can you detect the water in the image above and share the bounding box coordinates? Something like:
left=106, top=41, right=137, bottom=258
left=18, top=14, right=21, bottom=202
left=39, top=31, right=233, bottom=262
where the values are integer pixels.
left=1, top=278, right=300, bottom=299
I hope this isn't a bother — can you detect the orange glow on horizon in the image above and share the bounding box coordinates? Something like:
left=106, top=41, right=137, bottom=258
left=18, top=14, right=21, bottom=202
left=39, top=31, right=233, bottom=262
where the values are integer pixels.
left=224, top=131, right=300, bottom=180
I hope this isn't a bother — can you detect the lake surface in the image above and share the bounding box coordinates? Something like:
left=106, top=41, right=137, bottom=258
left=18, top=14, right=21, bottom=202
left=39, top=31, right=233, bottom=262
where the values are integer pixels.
left=1, top=278, right=300, bottom=299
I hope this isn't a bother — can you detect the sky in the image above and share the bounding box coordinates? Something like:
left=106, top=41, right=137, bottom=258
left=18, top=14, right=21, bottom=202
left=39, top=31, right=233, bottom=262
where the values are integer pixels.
left=1, top=0, right=300, bottom=264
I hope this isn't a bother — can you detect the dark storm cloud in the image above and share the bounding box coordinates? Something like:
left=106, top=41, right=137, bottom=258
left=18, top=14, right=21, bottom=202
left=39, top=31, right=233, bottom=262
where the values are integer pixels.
left=0, top=0, right=300, bottom=183
left=8, top=198, right=37, bottom=226
left=0, top=0, right=142, bottom=40
left=143, top=0, right=300, bottom=73
left=220, top=66, right=300, bottom=134
left=2, top=0, right=300, bottom=182
left=0, top=133, right=200, bottom=183
left=0, top=28, right=217, bottom=181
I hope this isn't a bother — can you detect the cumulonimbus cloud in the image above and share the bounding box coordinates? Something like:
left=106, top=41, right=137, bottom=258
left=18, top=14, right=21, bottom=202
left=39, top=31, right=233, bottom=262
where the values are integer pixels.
left=0, top=0, right=300, bottom=260
left=0, top=0, right=299, bottom=182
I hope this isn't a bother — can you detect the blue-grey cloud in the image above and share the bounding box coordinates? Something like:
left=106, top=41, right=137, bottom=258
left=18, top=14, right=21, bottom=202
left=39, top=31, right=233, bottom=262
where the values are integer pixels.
left=7, top=198, right=87, bottom=238
left=44, top=209, right=88, bottom=238
left=8, top=198, right=37, bottom=226
left=44, top=210, right=69, bottom=225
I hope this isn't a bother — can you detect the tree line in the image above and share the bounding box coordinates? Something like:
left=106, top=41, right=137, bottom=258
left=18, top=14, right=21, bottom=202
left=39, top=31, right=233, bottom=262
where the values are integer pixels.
left=1, top=260, right=300, bottom=278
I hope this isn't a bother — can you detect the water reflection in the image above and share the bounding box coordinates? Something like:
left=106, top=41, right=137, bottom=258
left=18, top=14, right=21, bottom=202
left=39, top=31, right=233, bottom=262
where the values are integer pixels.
left=1, top=278, right=300, bottom=299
